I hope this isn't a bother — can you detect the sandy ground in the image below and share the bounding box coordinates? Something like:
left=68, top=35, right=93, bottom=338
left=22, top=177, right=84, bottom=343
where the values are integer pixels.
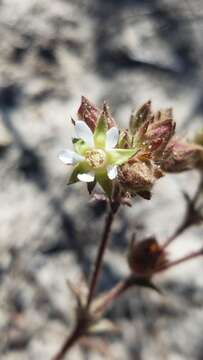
left=0, top=0, right=203, bottom=359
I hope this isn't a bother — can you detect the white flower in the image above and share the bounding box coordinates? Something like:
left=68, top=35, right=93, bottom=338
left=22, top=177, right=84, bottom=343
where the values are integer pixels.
left=59, top=116, right=137, bottom=195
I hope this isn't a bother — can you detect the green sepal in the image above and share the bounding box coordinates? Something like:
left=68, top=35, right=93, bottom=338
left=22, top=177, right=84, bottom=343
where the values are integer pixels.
left=108, top=148, right=137, bottom=165
left=93, top=113, right=108, bottom=149
left=68, top=162, right=89, bottom=184
left=96, top=170, right=112, bottom=197
left=73, top=138, right=89, bottom=156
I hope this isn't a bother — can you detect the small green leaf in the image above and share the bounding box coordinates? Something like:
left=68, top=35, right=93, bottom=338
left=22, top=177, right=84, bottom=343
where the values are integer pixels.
left=94, top=113, right=108, bottom=149
left=108, top=148, right=137, bottom=165
left=96, top=170, right=112, bottom=197
left=68, top=162, right=89, bottom=184
left=73, top=138, right=89, bottom=156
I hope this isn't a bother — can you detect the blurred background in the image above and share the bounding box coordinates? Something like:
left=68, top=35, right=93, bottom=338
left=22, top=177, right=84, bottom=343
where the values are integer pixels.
left=1, top=0, right=203, bottom=359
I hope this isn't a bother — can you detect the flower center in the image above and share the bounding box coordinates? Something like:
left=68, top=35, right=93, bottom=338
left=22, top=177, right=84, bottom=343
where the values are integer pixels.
left=85, top=149, right=106, bottom=169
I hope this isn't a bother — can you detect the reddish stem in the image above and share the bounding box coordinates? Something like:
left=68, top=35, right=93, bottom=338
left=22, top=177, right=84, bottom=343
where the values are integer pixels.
left=157, top=248, right=203, bottom=272
left=163, top=177, right=203, bottom=249
left=51, top=200, right=119, bottom=360
left=94, top=279, right=130, bottom=315
left=86, top=203, right=119, bottom=309
left=51, top=325, right=82, bottom=360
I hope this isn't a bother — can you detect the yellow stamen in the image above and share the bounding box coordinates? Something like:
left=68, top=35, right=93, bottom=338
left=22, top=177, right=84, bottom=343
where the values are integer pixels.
left=85, top=149, right=106, bottom=169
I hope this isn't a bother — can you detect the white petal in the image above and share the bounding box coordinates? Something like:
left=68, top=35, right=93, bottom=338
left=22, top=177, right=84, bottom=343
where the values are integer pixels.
left=106, top=127, right=119, bottom=150
left=58, top=150, right=84, bottom=164
left=107, top=165, right=118, bottom=180
left=75, top=121, right=94, bottom=148
left=77, top=172, right=95, bottom=182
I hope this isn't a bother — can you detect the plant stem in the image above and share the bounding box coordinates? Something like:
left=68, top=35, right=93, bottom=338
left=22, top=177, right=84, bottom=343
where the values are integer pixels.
left=94, top=276, right=133, bottom=315
left=162, top=216, right=191, bottom=249
left=51, top=324, right=82, bottom=360
left=93, top=274, right=161, bottom=316
left=163, top=177, right=203, bottom=249
left=86, top=202, right=119, bottom=309
left=94, top=245, right=203, bottom=315
left=157, top=247, right=203, bottom=272
left=51, top=201, right=119, bottom=360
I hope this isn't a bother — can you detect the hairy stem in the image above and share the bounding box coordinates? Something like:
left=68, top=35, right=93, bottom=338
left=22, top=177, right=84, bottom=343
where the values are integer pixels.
left=86, top=203, right=119, bottom=309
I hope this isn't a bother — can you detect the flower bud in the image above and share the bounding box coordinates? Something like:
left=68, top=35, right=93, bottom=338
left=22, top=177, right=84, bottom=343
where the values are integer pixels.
left=102, top=102, right=117, bottom=128
left=141, top=109, right=175, bottom=158
left=77, top=96, right=100, bottom=131
left=129, top=100, right=152, bottom=135
left=161, top=137, right=203, bottom=172
left=77, top=97, right=116, bottom=131
left=118, top=159, right=163, bottom=196
left=129, top=105, right=175, bottom=165
left=127, top=237, right=168, bottom=278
